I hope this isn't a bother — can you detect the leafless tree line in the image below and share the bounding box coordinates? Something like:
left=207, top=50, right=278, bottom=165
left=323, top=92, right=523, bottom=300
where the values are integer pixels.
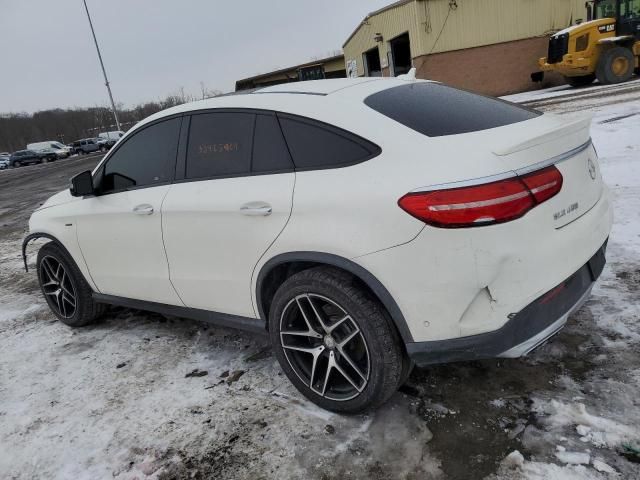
left=0, top=86, right=221, bottom=153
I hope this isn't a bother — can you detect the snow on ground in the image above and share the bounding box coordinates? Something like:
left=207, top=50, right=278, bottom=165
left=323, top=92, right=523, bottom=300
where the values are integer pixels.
left=502, top=77, right=640, bottom=104
left=487, top=86, right=640, bottom=480
left=1, top=85, right=639, bottom=479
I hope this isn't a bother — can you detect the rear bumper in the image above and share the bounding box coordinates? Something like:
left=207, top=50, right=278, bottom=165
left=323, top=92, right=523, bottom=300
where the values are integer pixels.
left=406, top=240, right=607, bottom=366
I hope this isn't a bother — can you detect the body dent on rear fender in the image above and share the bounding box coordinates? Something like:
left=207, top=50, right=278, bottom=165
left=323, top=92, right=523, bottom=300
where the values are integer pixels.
left=356, top=187, right=613, bottom=343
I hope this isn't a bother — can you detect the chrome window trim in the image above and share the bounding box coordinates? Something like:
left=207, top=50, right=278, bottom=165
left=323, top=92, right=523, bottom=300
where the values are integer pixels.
left=410, top=139, right=593, bottom=193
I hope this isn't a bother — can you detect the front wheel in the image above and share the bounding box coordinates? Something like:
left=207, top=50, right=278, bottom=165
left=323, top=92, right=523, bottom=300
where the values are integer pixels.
left=269, top=267, right=404, bottom=413
left=37, top=242, right=105, bottom=327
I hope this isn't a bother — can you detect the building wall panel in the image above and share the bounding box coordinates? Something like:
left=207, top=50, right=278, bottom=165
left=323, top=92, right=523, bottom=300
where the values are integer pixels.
left=344, top=0, right=589, bottom=78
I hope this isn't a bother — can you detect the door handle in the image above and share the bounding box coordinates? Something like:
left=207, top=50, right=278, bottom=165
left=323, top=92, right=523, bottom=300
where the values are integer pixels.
left=240, top=202, right=272, bottom=216
left=133, top=204, right=154, bottom=215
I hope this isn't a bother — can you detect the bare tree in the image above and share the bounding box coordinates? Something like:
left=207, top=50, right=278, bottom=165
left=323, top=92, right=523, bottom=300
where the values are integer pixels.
left=0, top=89, right=210, bottom=152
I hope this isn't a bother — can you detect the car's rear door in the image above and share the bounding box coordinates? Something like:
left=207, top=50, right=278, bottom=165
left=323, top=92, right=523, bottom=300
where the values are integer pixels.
left=75, top=117, right=184, bottom=304
left=162, top=110, right=295, bottom=318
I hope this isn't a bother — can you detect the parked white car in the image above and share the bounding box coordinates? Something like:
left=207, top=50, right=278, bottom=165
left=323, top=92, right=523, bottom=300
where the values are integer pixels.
left=23, top=77, right=612, bottom=412
left=0, top=156, right=9, bottom=169
left=27, top=141, right=71, bottom=159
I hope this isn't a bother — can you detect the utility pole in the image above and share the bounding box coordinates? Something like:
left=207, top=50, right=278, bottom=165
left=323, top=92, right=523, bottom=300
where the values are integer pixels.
left=83, top=0, right=121, bottom=131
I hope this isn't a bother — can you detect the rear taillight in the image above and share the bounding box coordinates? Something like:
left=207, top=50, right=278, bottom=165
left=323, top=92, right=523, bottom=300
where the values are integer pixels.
left=398, top=166, right=563, bottom=228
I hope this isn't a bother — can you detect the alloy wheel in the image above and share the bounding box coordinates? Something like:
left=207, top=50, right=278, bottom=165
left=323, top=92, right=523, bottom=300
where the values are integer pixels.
left=279, top=293, right=370, bottom=401
left=40, top=255, right=77, bottom=318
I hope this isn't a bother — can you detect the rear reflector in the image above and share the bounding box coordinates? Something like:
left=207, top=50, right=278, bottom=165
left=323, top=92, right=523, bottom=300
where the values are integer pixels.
left=398, top=166, right=563, bottom=228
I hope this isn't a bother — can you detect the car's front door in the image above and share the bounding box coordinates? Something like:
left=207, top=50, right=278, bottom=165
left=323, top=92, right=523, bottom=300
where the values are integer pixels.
left=162, top=111, right=295, bottom=318
left=75, top=117, right=184, bottom=305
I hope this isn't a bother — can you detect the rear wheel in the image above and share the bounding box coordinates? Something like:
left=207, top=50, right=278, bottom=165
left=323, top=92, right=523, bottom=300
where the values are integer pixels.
left=596, top=46, right=634, bottom=85
left=564, top=74, right=595, bottom=88
left=37, top=242, right=105, bottom=327
left=269, top=267, right=404, bottom=413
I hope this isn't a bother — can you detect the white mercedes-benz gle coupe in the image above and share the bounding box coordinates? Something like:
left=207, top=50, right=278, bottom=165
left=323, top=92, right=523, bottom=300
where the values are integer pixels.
left=24, top=77, right=612, bottom=413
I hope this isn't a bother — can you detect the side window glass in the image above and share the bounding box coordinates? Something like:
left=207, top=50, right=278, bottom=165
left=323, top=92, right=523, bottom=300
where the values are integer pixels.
left=278, top=116, right=378, bottom=170
left=100, top=117, right=181, bottom=194
left=252, top=114, right=294, bottom=173
left=185, top=112, right=253, bottom=179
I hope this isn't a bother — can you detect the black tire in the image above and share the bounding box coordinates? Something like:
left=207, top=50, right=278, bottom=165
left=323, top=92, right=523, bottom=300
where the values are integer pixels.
left=13, top=161, right=21, bottom=167
left=596, top=46, right=634, bottom=85
left=269, top=266, right=404, bottom=413
left=37, top=242, right=105, bottom=327
left=564, top=74, right=595, bottom=88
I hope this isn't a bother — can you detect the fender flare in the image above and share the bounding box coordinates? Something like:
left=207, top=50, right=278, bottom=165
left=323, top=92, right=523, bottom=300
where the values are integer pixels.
left=256, top=252, right=414, bottom=343
left=22, top=233, right=74, bottom=273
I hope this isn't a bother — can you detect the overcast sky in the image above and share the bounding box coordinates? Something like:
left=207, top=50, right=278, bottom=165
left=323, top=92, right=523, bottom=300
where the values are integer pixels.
left=0, top=0, right=391, bottom=113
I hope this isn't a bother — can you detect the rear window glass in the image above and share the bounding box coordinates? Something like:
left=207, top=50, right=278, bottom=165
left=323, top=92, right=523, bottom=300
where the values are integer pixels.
left=364, top=83, right=541, bottom=137
left=186, top=112, right=253, bottom=179
left=278, top=115, right=379, bottom=170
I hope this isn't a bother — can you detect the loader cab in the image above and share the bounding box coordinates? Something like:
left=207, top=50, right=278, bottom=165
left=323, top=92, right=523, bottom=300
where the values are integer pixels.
left=590, top=0, right=640, bottom=38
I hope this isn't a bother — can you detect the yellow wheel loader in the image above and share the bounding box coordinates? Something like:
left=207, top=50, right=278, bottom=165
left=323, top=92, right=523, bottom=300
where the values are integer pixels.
left=536, top=0, right=640, bottom=87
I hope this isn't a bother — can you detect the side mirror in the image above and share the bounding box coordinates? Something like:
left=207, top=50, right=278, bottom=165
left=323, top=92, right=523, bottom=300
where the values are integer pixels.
left=70, top=170, right=94, bottom=197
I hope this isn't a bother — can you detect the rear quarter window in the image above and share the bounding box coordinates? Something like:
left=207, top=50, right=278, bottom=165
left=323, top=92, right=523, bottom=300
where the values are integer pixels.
left=364, top=83, right=541, bottom=137
left=278, top=114, right=380, bottom=170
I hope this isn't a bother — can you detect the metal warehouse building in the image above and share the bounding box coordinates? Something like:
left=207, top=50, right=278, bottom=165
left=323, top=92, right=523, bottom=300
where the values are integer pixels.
left=343, top=0, right=589, bottom=96
left=235, top=54, right=346, bottom=91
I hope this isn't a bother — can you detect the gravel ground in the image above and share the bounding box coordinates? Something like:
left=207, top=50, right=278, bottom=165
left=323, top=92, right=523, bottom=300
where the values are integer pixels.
left=1, top=87, right=639, bottom=480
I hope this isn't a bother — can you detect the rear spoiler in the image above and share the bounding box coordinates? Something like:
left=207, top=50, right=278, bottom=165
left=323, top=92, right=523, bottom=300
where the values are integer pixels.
left=492, top=114, right=593, bottom=157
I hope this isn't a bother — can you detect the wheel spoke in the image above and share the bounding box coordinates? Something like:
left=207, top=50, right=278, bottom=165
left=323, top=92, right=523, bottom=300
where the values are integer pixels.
left=337, top=345, right=367, bottom=382
left=321, top=352, right=336, bottom=396
left=62, top=292, right=76, bottom=308
left=306, top=295, right=330, bottom=332
left=338, top=328, right=360, bottom=348
left=333, top=357, right=363, bottom=392
left=41, top=258, right=56, bottom=281
left=55, top=292, right=63, bottom=316
left=55, top=263, right=63, bottom=281
left=280, top=330, right=322, bottom=339
left=326, top=315, right=350, bottom=334
left=60, top=276, right=75, bottom=297
left=294, top=297, right=323, bottom=338
left=282, top=344, right=323, bottom=355
left=44, top=289, right=59, bottom=297
left=308, top=346, right=325, bottom=390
